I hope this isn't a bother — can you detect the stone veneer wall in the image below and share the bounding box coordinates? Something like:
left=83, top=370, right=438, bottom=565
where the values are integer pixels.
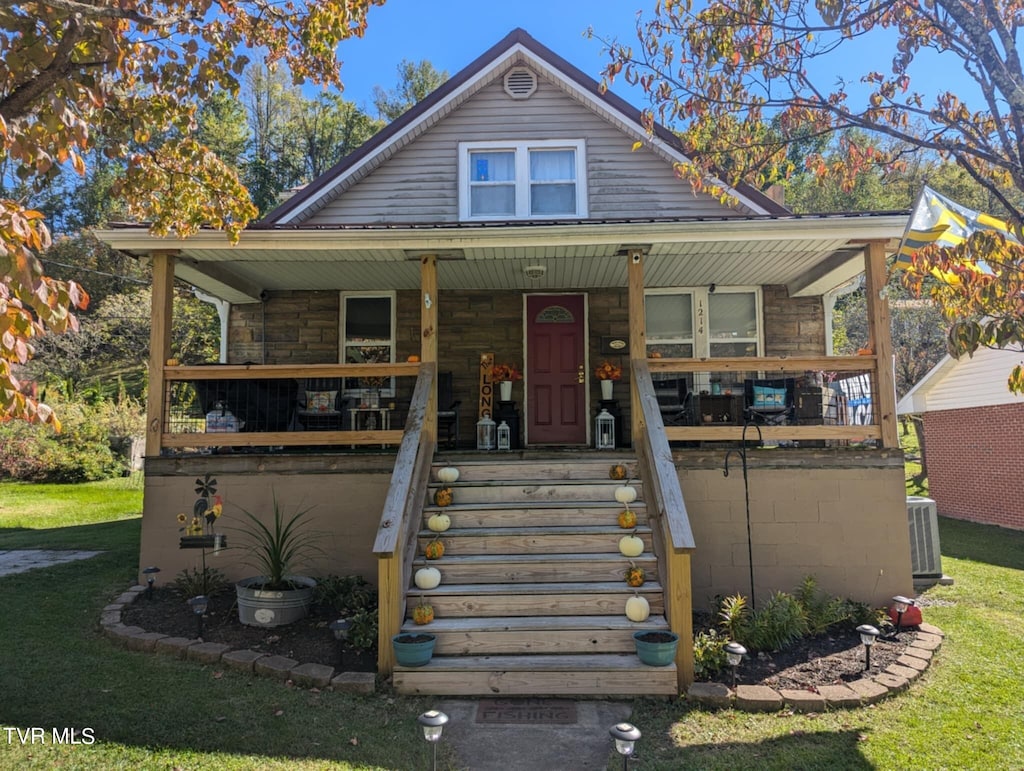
left=923, top=404, right=1024, bottom=530
left=678, top=453, right=912, bottom=610
left=224, top=285, right=822, bottom=446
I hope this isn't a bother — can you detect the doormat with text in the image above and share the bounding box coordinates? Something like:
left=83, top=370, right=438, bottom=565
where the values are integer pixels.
left=475, top=699, right=577, bottom=725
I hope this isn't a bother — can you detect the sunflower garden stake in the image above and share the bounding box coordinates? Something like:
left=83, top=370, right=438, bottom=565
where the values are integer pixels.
left=176, top=473, right=226, bottom=596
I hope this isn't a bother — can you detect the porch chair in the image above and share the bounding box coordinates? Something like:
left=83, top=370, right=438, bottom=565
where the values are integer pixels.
left=655, top=377, right=693, bottom=427
left=743, top=377, right=796, bottom=426
left=295, top=377, right=346, bottom=430
left=437, top=371, right=461, bottom=448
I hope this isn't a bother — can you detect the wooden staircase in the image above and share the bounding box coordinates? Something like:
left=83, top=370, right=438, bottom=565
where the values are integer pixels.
left=392, top=455, right=679, bottom=696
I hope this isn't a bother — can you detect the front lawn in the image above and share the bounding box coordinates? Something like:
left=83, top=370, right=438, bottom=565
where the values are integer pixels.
left=0, top=481, right=448, bottom=770
left=622, top=516, right=1024, bottom=769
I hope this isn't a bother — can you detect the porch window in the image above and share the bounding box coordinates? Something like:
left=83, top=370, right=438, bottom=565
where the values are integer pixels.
left=340, top=292, right=396, bottom=397
left=645, top=288, right=761, bottom=359
left=459, top=140, right=587, bottom=220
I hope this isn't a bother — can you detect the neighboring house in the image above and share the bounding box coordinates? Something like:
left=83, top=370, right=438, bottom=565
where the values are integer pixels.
left=897, top=348, right=1024, bottom=531
left=98, top=29, right=913, bottom=696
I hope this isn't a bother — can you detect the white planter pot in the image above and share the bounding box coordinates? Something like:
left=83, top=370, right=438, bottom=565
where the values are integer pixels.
left=499, top=380, right=513, bottom=401
left=600, top=380, right=614, bottom=400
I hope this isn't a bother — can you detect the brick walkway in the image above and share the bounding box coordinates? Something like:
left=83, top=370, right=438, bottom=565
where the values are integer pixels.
left=0, top=550, right=102, bottom=577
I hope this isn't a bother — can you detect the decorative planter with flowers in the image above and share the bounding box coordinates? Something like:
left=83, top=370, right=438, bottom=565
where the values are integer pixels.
left=492, top=362, right=523, bottom=401
left=595, top=360, right=622, bottom=400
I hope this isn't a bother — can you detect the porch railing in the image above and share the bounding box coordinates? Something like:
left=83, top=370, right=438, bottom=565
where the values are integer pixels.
left=631, top=357, right=696, bottom=688
left=372, top=363, right=437, bottom=675
left=158, top=362, right=420, bottom=451
left=648, top=355, right=882, bottom=445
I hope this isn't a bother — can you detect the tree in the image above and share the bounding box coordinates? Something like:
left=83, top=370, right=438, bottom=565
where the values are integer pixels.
left=0, top=0, right=384, bottom=425
left=372, top=59, right=449, bottom=121
left=296, top=93, right=383, bottom=179
left=597, top=1, right=1024, bottom=391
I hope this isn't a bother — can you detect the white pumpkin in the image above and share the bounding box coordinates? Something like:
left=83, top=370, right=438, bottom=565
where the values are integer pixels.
left=625, top=593, right=650, bottom=622
left=614, top=485, right=638, bottom=505
left=414, top=567, right=442, bottom=590
left=437, top=466, right=460, bottom=484
left=427, top=512, right=451, bottom=532
left=618, top=531, right=645, bottom=558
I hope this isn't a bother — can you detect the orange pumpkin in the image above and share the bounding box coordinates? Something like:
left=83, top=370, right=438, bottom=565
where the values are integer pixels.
left=407, top=354, right=420, bottom=362
left=609, top=464, right=627, bottom=481
left=433, top=486, right=453, bottom=507
left=413, top=599, right=434, bottom=625
left=618, top=509, right=638, bottom=529
left=424, top=536, right=445, bottom=560
left=625, top=561, right=646, bottom=587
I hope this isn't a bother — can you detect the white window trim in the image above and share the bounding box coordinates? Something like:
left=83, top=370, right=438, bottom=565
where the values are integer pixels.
left=339, top=290, right=397, bottom=398
left=458, top=139, right=588, bottom=220
left=645, top=286, right=764, bottom=358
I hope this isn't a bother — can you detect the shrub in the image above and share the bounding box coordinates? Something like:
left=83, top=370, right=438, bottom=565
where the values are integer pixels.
left=315, top=574, right=378, bottom=651
left=745, top=591, right=808, bottom=652
left=0, top=393, right=144, bottom=482
left=346, top=607, right=379, bottom=651
left=717, top=594, right=750, bottom=643
left=172, top=566, right=230, bottom=597
left=693, top=628, right=729, bottom=678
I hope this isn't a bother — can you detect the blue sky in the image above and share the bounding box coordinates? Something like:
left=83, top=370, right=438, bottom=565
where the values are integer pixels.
left=332, top=1, right=977, bottom=122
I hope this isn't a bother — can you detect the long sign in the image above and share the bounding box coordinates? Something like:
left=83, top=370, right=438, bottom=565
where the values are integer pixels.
left=479, top=352, right=494, bottom=419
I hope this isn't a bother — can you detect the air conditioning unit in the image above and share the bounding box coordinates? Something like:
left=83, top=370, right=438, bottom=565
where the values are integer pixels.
left=907, top=496, right=942, bottom=577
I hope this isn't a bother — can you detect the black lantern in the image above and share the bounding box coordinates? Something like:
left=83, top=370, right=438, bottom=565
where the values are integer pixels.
left=609, top=722, right=641, bottom=770
left=142, top=566, right=161, bottom=599
left=856, top=624, right=880, bottom=670
left=417, top=709, right=449, bottom=771
left=188, top=595, right=208, bottom=637
left=724, top=641, right=747, bottom=688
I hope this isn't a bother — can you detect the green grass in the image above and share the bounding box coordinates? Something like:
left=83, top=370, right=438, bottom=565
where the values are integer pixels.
left=620, top=516, right=1024, bottom=770
left=900, top=422, right=929, bottom=496
left=0, top=481, right=449, bottom=770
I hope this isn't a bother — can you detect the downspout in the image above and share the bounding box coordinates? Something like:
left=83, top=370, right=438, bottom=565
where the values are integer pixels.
left=194, top=290, right=230, bottom=363
left=823, top=276, right=862, bottom=356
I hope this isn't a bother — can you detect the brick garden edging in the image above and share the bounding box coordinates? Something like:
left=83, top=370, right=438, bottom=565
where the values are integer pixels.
left=687, top=624, right=944, bottom=712
left=100, top=585, right=376, bottom=694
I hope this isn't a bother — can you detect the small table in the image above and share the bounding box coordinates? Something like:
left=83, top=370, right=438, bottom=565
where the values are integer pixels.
left=349, top=407, right=391, bottom=448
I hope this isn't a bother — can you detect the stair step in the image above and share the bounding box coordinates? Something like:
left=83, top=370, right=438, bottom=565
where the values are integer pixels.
left=431, top=459, right=639, bottom=483
left=392, top=653, right=678, bottom=696
left=407, top=581, right=664, bottom=617
left=417, top=526, right=653, bottom=555
left=429, top=481, right=643, bottom=505
left=412, top=552, right=658, bottom=584
left=422, top=501, right=648, bottom=529
left=401, top=614, right=669, bottom=655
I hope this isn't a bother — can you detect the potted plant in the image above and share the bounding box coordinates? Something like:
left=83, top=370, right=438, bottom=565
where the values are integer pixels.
left=391, top=632, right=437, bottom=667
left=633, top=630, right=680, bottom=667
left=595, top=360, right=622, bottom=400
left=233, top=495, right=321, bottom=627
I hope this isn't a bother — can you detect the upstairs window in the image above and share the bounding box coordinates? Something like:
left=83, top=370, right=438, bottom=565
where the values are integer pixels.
left=459, top=140, right=587, bottom=220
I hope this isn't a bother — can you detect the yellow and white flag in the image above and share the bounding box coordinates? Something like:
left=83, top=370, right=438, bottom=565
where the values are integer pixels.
left=893, top=185, right=1014, bottom=272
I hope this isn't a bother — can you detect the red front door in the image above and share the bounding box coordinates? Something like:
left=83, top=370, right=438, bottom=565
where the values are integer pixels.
left=526, top=294, right=587, bottom=445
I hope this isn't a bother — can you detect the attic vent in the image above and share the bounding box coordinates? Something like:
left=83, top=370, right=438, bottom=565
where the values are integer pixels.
left=504, top=68, right=537, bottom=99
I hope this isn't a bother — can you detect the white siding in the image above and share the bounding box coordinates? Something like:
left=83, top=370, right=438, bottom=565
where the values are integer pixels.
left=308, top=74, right=750, bottom=225
left=919, top=347, right=1024, bottom=412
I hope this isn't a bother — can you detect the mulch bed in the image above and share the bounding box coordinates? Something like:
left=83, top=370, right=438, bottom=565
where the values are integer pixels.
left=123, top=588, right=376, bottom=671
left=126, top=590, right=914, bottom=691
left=702, top=625, right=914, bottom=691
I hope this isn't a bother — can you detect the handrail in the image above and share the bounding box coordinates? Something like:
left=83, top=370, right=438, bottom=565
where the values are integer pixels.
left=632, top=358, right=695, bottom=552
left=163, top=362, right=420, bottom=380
left=647, top=355, right=875, bottom=373
left=372, top=363, right=436, bottom=674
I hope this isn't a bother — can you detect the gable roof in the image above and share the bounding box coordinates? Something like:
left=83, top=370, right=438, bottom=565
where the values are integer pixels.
left=259, top=28, right=789, bottom=226
left=897, top=347, right=1024, bottom=414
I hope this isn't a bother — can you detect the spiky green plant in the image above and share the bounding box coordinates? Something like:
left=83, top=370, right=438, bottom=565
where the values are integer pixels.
left=234, top=494, right=322, bottom=589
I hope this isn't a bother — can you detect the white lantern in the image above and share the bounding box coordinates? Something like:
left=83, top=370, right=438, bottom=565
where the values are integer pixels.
left=497, top=420, right=511, bottom=451
left=476, top=412, right=496, bottom=450
left=595, top=409, right=615, bottom=450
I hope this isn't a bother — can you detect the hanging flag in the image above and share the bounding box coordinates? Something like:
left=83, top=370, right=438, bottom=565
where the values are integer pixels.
left=893, top=185, right=1014, bottom=272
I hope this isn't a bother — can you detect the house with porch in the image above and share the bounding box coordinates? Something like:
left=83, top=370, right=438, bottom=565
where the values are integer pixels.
left=98, top=28, right=913, bottom=696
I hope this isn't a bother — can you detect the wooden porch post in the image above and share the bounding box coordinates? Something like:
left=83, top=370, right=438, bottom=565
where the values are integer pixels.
left=627, top=249, right=647, bottom=444
left=863, top=240, right=899, bottom=449
left=145, top=251, right=176, bottom=457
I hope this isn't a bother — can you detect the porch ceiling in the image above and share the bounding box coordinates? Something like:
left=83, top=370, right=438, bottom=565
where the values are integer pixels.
left=97, top=213, right=908, bottom=304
